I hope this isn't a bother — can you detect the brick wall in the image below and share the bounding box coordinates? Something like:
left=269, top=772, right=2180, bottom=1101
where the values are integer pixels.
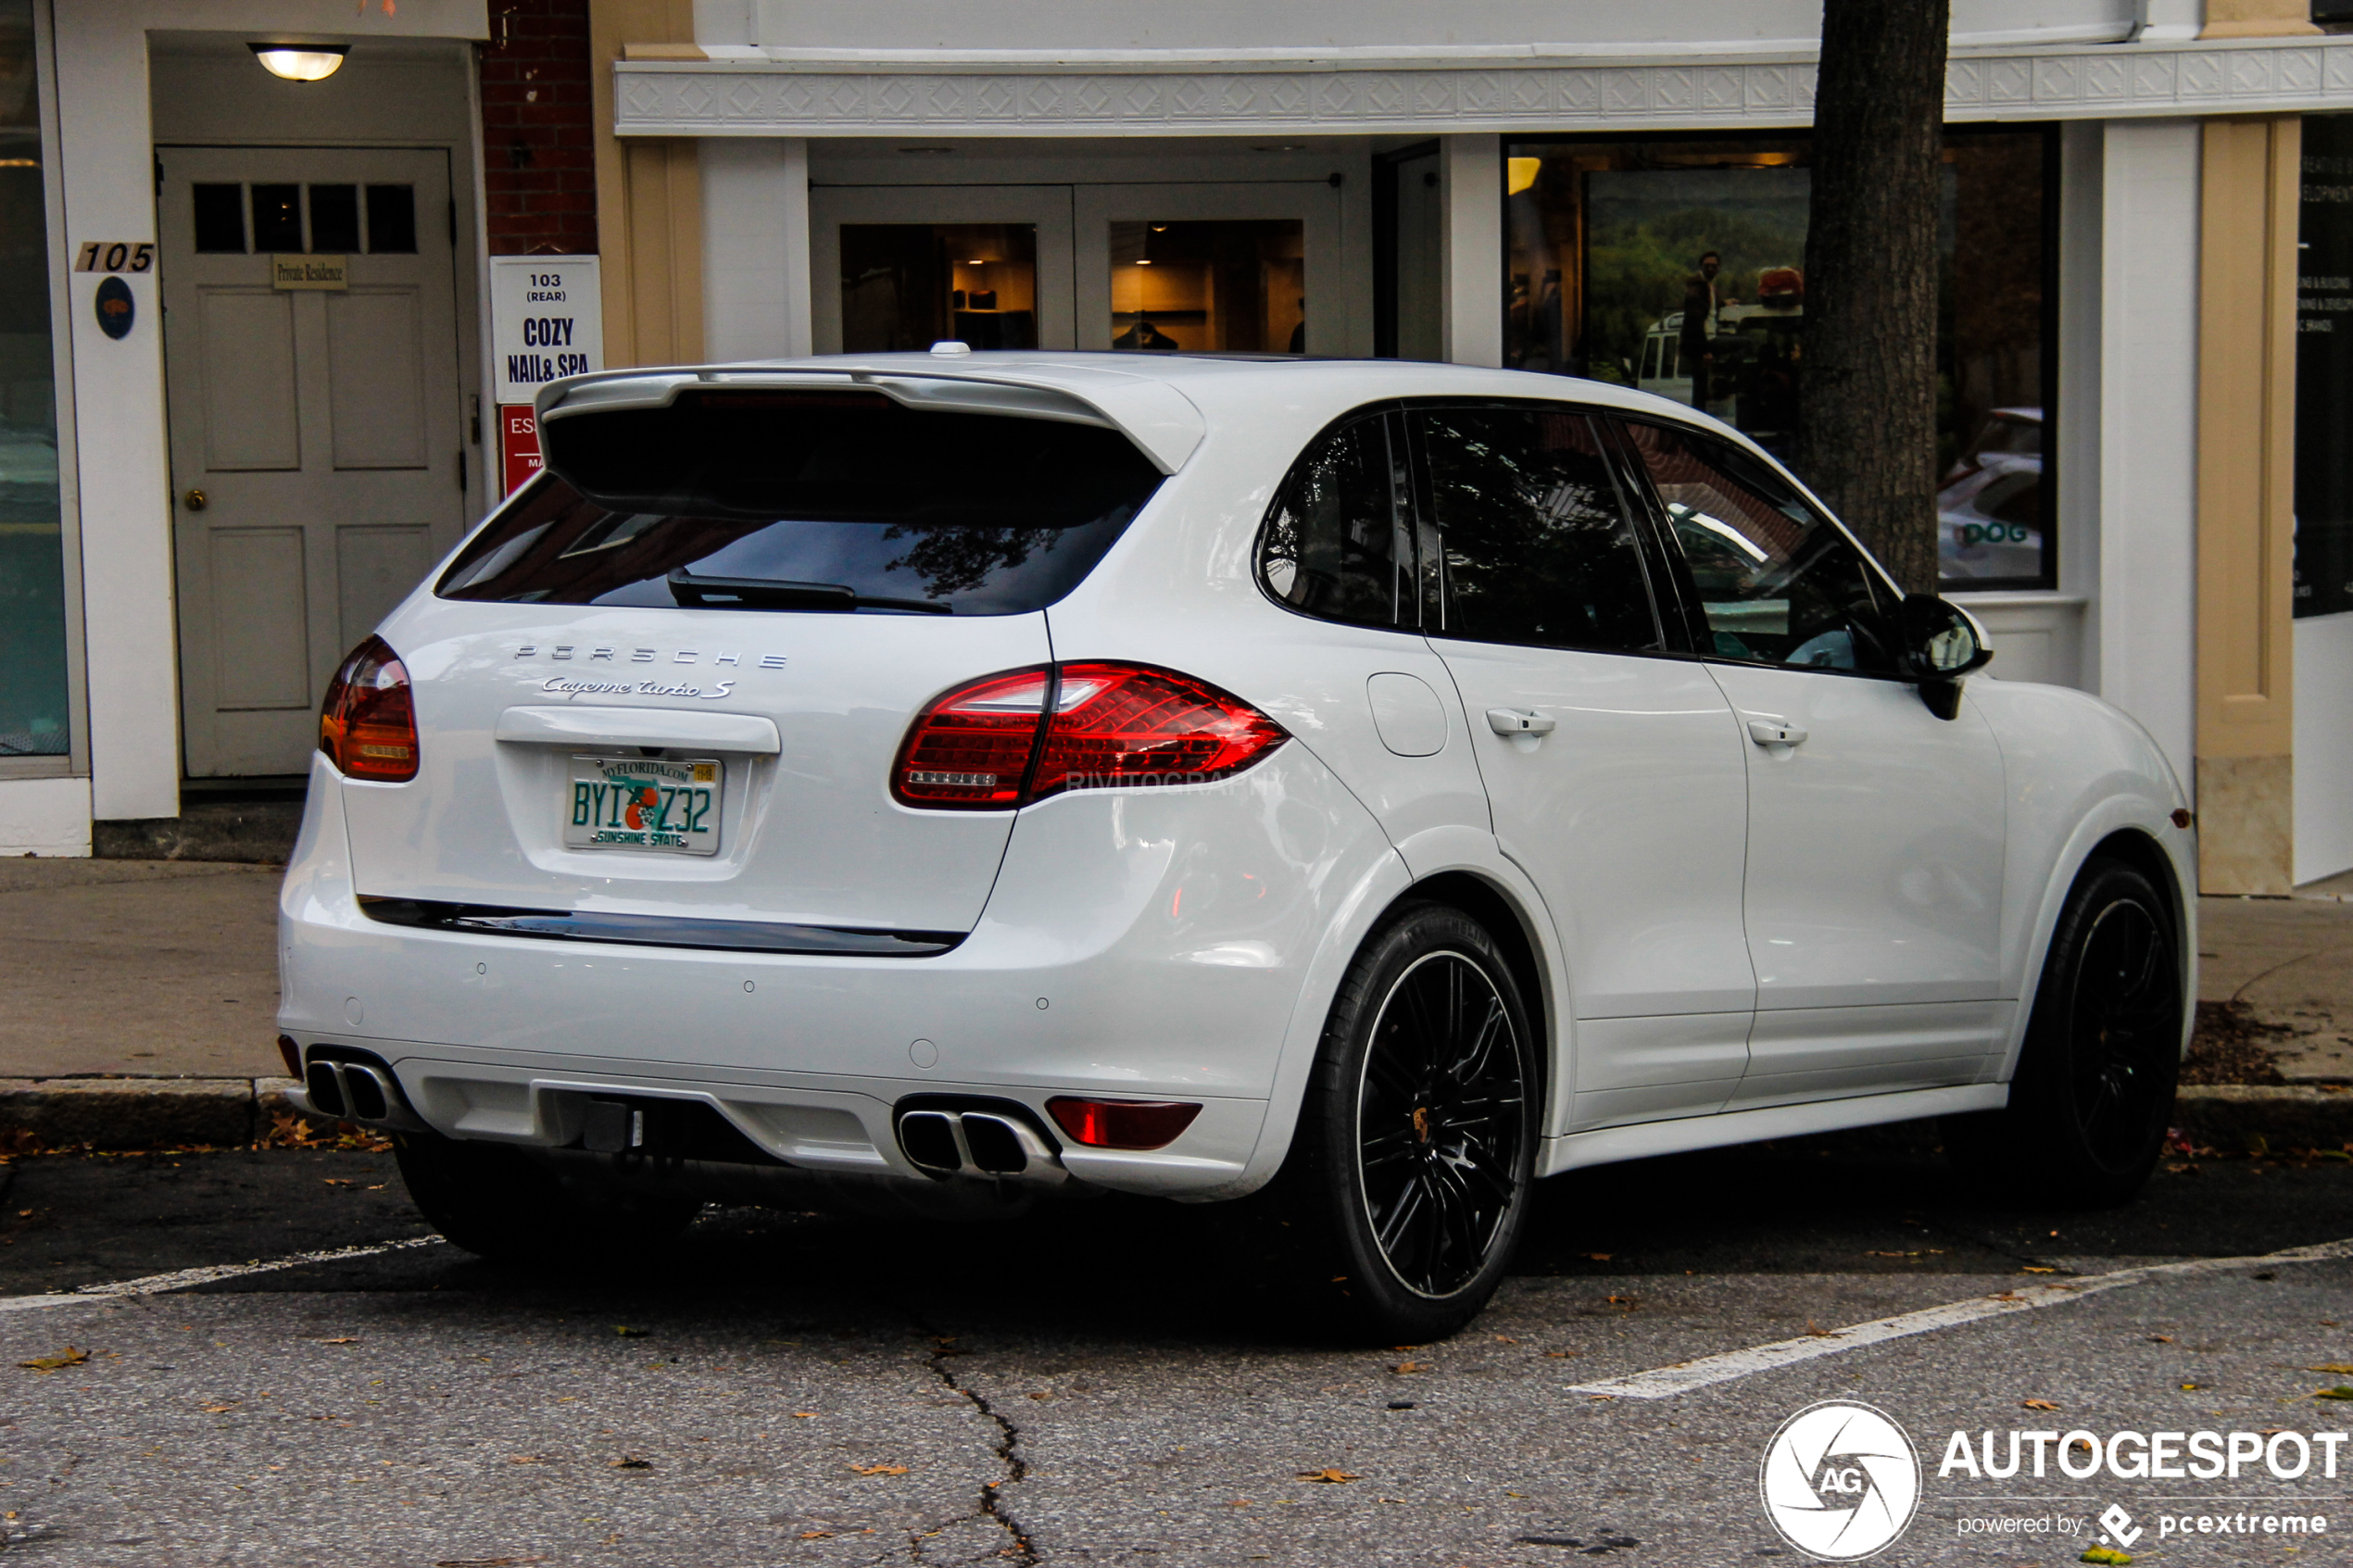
left=481, top=0, right=597, bottom=256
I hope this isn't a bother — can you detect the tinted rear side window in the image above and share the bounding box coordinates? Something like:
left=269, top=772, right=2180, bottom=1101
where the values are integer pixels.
left=437, top=392, right=1164, bottom=616
left=1416, top=405, right=1662, bottom=653
left=1257, top=412, right=1419, bottom=628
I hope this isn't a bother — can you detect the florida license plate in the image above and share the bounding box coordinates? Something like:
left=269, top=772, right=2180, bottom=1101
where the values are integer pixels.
left=564, top=756, right=722, bottom=855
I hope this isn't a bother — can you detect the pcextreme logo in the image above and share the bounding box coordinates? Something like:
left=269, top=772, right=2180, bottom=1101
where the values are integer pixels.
left=1758, top=1400, right=1923, bottom=1561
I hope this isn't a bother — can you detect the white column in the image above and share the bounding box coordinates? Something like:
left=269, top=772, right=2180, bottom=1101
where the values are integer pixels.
left=52, top=8, right=178, bottom=822
left=701, top=136, right=812, bottom=362
left=1439, top=133, right=1503, bottom=369
left=2094, top=119, right=2200, bottom=790
left=2133, top=1, right=2205, bottom=43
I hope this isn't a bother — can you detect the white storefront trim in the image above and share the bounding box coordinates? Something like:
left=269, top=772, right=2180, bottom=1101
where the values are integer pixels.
left=615, top=36, right=2353, bottom=138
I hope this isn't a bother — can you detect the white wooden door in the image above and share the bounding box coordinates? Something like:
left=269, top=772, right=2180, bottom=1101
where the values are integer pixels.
left=159, top=147, right=465, bottom=778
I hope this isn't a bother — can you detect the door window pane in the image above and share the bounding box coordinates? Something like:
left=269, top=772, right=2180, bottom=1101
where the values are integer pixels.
left=365, top=183, right=417, bottom=253
left=308, top=183, right=359, bottom=252
left=1109, top=220, right=1303, bottom=353
left=1258, top=414, right=1416, bottom=628
left=1503, top=129, right=2055, bottom=590
left=1418, top=406, right=1661, bottom=653
left=251, top=182, right=303, bottom=250
left=1620, top=420, right=1895, bottom=672
left=2297, top=112, right=2353, bottom=621
left=0, top=0, right=68, bottom=756
left=840, top=224, right=1037, bottom=353
left=192, top=182, right=246, bottom=252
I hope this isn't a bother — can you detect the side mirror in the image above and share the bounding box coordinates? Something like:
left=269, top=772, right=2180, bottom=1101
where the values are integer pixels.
left=1896, top=594, right=1993, bottom=720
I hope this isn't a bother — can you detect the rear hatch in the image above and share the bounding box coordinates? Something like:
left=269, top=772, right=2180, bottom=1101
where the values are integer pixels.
left=343, top=373, right=1172, bottom=936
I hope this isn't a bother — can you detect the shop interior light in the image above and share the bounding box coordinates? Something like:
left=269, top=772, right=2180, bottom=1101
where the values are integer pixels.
left=248, top=43, right=348, bottom=82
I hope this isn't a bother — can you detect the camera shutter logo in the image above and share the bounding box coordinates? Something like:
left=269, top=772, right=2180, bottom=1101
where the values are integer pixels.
left=1758, top=1400, right=1921, bottom=1561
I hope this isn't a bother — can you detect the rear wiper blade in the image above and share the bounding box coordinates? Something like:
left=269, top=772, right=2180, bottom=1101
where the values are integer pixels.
left=666, top=569, right=950, bottom=614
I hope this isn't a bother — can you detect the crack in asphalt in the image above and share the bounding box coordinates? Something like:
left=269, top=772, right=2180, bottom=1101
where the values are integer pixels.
left=920, top=1335, right=1037, bottom=1567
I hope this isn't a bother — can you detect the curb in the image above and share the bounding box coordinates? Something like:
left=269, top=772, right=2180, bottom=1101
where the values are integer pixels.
left=2173, top=1085, right=2353, bottom=1152
left=0, top=1077, right=317, bottom=1149
left=6, top=1077, right=2351, bottom=1156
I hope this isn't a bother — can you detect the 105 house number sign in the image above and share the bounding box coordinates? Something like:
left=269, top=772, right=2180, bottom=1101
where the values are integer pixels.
left=75, top=241, right=156, bottom=273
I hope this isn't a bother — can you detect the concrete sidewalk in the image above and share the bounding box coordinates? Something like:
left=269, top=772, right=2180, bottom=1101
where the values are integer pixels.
left=0, top=856, right=2347, bottom=1148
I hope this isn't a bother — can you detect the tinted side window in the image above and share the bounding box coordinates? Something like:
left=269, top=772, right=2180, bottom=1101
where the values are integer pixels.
left=1417, top=406, right=1661, bottom=652
left=1260, top=413, right=1416, bottom=628
left=1619, top=420, right=1895, bottom=673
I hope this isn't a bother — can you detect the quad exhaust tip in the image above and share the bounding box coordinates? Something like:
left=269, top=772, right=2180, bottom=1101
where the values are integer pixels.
left=301, top=1054, right=426, bottom=1132
left=895, top=1106, right=1066, bottom=1185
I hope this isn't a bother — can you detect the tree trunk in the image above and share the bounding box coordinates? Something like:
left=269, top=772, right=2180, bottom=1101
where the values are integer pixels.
left=1799, top=0, right=1951, bottom=595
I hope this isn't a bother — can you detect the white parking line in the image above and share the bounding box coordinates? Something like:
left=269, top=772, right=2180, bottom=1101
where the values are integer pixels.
left=1569, top=1237, right=2353, bottom=1400
left=0, top=1236, right=447, bottom=1314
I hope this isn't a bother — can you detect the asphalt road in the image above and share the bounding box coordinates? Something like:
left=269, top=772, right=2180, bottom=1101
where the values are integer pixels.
left=2, top=1129, right=2350, bottom=1567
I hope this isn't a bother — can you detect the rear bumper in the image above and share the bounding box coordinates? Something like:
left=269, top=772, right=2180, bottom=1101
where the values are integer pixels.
left=278, top=743, right=1395, bottom=1199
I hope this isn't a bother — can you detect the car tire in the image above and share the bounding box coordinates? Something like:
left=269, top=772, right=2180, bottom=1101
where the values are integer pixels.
left=1275, top=901, right=1541, bottom=1343
left=393, top=1130, right=701, bottom=1266
left=1944, top=858, right=2183, bottom=1207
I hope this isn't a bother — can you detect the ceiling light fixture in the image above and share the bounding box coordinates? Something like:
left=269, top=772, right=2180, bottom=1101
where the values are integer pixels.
left=248, top=42, right=348, bottom=82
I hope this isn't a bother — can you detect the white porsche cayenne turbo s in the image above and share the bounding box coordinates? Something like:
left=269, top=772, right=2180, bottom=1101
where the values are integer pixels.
left=280, top=351, right=2195, bottom=1341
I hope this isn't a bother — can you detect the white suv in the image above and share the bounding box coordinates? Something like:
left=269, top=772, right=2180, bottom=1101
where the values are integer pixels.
left=280, top=353, right=2194, bottom=1339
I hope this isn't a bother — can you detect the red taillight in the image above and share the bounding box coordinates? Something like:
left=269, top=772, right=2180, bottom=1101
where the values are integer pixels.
left=319, top=635, right=419, bottom=782
left=891, top=662, right=1287, bottom=811
left=1046, top=1097, right=1202, bottom=1150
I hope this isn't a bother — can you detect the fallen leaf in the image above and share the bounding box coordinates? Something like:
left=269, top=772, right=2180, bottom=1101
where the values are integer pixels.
left=322, top=1179, right=355, bottom=1186
left=2080, top=1546, right=2133, bottom=1564
left=849, top=1463, right=909, bottom=1476
left=1391, top=1361, right=1424, bottom=1374
left=610, top=1456, right=652, bottom=1470
left=18, top=1347, right=90, bottom=1374
left=318, top=1337, right=359, bottom=1346
left=201, top=1401, right=241, bottom=1413
left=1544, top=1349, right=1579, bottom=1359
left=2022, top=1266, right=2058, bottom=1274
left=2309, top=1362, right=2353, bottom=1374
left=2021, top=1399, right=2062, bottom=1412
left=1583, top=1252, right=1613, bottom=1262
left=507, top=1455, right=545, bottom=1464
left=1804, top=1322, right=1839, bottom=1338
left=1026, top=1392, right=1051, bottom=1400
left=1296, top=1469, right=1359, bottom=1484
left=2147, top=1335, right=2175, bottom=1344
left=611, top=1325, right=648, bottom=1337
left=2317, top=1386, right=2353, bottom=1401
left=791, top=1411, right=819, bottom=1419
left=1492, top=1335, right=1518, bottom=1344
left=798, top=1532, right=834, bottom=1540
left=2179, top=1383, right=2201, bottom=1391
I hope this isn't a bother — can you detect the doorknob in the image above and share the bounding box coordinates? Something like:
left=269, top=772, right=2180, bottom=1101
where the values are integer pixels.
left=182, top=488, right=208, bottom=512
left=1487, top=708, right=1556, bottom=736
left=1747, top=717, right=1807, bottom=747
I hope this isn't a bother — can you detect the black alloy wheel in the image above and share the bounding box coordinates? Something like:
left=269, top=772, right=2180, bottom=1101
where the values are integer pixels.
left=1944, top=858, right=2183, bottom=1207
left=1356, top=949, right=1529, bottom=1298
left=1278, top=902, right=1540, bottom=1341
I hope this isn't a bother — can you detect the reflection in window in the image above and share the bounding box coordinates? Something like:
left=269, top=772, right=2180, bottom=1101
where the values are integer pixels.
left=841, top=224, right=1038, bottom=353
left=1621, top=420, right=1894, bottom=673
left=251, top=182, right=303, bottom=250
left=308, top=183, right=359, bottom=253
left=365, top=183, right=416, bottom=253
left=1109, top=220, right=1304, bottom=353
left=193, top=182, right=245, bottom=253
left=1417, top=407, right=1660, bottom=652
left=1258, top=415, right=1415, bottom=628
left=0, top=0, right=67, bottom=756
left=1503, top=130, right=2054, bottom=590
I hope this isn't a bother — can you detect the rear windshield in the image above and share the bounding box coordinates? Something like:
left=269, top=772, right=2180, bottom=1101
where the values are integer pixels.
left=436, top=391, right=1164, bottom=616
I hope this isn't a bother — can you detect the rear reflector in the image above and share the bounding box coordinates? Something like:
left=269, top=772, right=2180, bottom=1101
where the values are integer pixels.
left=1046, top=1097, right=1202, bottom=1150
left=320, top=635, right=420, bottom=782
left=893, top=663, right=1286, bottom=811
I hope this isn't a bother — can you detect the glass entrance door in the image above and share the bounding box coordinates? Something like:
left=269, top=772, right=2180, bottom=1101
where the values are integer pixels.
left=812, top=181, right=1347, bottom=358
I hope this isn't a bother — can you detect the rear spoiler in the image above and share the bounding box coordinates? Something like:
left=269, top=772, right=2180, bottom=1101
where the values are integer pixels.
left=535, top=362, right=1207, bottom=475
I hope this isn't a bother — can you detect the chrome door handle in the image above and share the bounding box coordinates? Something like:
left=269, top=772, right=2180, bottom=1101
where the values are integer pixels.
left=1747, top=718, right=1807, bottom=747
left=1487, top=708, right=1556, bottom=736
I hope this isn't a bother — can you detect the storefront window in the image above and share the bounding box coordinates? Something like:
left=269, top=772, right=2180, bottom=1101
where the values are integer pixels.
left=1503, top=129, right=2056, bottom=590
left=841, top=223, right=1038, bottom=352
left=0, top=0, right=68, bottom=759
left=1108, top=220, right=1304, bottom=354
left=2296, top=114, right=2353, bottom=621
